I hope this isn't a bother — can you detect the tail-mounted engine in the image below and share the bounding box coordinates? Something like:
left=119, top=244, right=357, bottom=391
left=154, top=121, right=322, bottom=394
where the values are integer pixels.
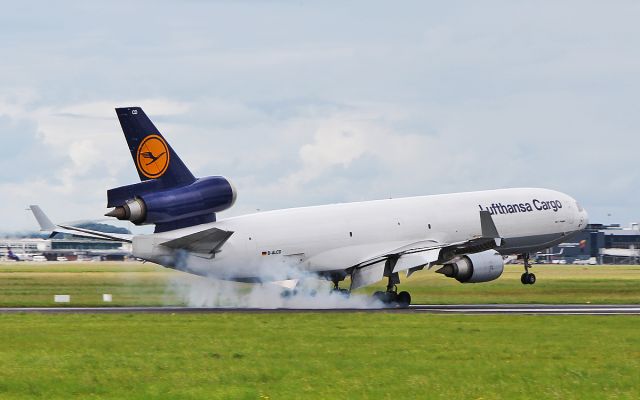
left=105, top=176, right=236, bottom=231
left=436, top=250, right=504, bottom=283
left=107, top=107, right=239, bottom=233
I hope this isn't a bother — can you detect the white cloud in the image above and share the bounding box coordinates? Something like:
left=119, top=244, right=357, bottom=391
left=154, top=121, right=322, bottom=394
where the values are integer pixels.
left=284, top=117, right=368, bottom=186
left=1, top=1, right=639, bottom=231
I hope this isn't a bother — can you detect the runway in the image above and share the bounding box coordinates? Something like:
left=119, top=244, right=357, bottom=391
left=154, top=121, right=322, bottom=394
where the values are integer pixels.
left=0, top=304, right=639, bottom=315
left=409, top=304, right=640, bottom=315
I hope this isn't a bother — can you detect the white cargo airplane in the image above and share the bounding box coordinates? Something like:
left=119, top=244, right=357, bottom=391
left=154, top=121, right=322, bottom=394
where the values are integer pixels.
left=31, top=107, right=589, bottom=306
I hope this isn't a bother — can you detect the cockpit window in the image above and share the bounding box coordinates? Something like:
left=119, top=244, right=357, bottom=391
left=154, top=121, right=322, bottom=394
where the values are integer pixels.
left=576, top=201, right=584, bottom=212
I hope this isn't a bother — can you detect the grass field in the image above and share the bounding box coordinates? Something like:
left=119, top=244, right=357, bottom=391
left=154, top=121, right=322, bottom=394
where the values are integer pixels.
left=0, top=262, right=639, bottom=306
left=395, top=263, right=640, bottom=305
left=1, top=262, right=639, bottom=399
left=0, top=313, right=638, bottom=399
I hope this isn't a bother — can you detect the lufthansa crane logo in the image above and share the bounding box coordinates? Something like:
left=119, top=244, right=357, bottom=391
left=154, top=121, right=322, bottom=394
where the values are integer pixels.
left=136, top=134, right=170, bottom=179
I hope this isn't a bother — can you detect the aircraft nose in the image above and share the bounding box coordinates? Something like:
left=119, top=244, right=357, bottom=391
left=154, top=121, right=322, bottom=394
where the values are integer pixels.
left=572, top=199, right=588, bottom=229
left=576, top=207, right=589, bottom=229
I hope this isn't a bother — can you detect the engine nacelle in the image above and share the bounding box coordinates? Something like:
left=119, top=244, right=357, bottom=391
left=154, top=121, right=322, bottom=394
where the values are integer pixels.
left=106, top=176, right=237, bottom=226
left=436, top=250, right=504, bottom=283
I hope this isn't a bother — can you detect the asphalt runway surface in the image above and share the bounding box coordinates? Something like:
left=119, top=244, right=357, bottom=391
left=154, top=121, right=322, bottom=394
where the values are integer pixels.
left=0, top=304, right=639, bottom=315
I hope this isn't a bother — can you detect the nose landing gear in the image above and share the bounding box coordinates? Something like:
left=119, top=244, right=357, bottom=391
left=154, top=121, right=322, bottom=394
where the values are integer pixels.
left=520, top=253, right=536, bottom=285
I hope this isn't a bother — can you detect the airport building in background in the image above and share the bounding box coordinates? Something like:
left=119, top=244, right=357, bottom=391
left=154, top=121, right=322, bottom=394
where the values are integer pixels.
left=548, top=223, right=640, bottom=264
left=0, top=238, right=131, bottom=261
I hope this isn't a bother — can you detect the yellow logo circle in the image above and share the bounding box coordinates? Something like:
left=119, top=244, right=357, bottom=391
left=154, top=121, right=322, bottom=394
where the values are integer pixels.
left=136, top=134, right=170, bottom=179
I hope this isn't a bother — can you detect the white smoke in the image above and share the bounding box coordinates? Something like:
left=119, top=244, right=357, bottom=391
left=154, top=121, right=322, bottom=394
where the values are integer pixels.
left=166, top=259, right=385, bottom=309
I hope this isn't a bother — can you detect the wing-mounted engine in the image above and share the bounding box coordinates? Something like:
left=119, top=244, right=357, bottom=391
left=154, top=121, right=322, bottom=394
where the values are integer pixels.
left=435, top=249, right=504, bottom=283
left=106, top=176, right=237, bottom=231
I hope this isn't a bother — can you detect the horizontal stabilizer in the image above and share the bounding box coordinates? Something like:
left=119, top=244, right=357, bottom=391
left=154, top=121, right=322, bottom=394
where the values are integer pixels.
left=29, top=205, right=56, bottom=231
left=56, top=224, right=132, bottom=242
left=160, top=227, right=233, bottom=257
left=29, top=205, right=132, bottom=242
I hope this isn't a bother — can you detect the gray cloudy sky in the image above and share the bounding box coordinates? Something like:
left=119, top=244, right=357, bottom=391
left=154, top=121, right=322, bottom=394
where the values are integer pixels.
left=1, top=1, right=638, bottom=232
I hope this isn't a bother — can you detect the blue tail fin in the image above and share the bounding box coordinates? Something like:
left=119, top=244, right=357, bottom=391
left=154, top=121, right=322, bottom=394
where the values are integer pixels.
left=115, top=107, right=195, bottom=186
left=7, top=248, right=19, bottom=261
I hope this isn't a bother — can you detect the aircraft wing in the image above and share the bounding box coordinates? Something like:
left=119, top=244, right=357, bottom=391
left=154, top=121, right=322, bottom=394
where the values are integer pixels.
left=160, top=226, right=233, bottom=259
left=349, top=210, right=502, bottom=290
left=29, top=205, right=133, bottom=243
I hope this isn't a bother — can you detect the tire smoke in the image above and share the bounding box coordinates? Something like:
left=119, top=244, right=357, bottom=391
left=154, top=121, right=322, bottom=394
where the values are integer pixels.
left=166, top=254, right=385, bottom=309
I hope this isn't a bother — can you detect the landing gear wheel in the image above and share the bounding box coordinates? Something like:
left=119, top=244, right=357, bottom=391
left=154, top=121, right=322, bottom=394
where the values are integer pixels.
left=372, top=291, right=386, bottom=302
left=280, top=289, right=297, bottom=298
left=520, top=253, right=537, bottom=285
left=372, top=290, right=400, bottom=305
left=396, top=291, right=411, bottom=307
left=521, top=272, right=536, bottom=285
left=384, top=291, right=398, bottom=304
left=526, top=273, right=536, bottom=285
left=374, top=267, right=412, bottom=307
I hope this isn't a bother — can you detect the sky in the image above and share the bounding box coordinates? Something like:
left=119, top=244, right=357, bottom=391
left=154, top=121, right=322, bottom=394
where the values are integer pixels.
left=0, top=1, right=638, bottom=232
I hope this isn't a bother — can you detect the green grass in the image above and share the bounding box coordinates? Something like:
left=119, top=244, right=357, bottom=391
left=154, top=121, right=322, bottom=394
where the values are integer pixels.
left=377, top=264, right=640, bottom=304
left=0, top=262, right=159, bottom=273
left=1, top=262, right=639, bottom=306
left=0, top=262, right=184, bottom=307
left=0, top=313, right=638, bottom=399
left=1, top=263, right=639, bottom=399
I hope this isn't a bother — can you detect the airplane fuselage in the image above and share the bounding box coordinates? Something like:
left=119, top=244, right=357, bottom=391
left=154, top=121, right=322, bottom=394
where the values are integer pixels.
left=133, top=187, right=588, bottom=281
left=30, top=108, right=592, bottom=303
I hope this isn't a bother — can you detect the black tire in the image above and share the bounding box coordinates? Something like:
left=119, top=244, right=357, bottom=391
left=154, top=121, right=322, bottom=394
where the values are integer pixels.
left=385, top=291, right=397, bottom=304
left=396, top=291, right=411, bottom=307
left=521, top=273, right=528, bottom=285
left=527, top=273, right=537, bottom=285
left=372, top=291, right=385, bottom=302
left=373, top=291, right=397, bottom=305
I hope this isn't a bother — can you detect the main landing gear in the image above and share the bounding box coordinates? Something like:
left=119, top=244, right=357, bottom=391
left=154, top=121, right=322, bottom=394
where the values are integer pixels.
left=520, top=253, right=536, bottom=285
left=331, top=278, right=350, bottom=296
left=372, top=272, right=412, bottom=308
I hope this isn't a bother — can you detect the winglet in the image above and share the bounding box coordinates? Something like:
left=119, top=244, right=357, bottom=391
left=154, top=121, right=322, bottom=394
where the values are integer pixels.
left=480, top=210, right=502, bottom=246
left=29, top=205, right=57, bottom=231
